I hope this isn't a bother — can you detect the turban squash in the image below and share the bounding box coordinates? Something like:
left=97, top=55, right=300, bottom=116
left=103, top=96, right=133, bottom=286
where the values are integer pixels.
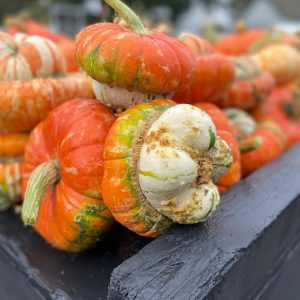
left=102, top=100, right=232, bottom=237
left=21, top=99, right=115, bottom=252
left=75, top=0, right=195, bottom=110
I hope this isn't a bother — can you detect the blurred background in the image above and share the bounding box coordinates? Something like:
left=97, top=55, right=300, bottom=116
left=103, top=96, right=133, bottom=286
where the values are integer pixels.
left=1, top=0, right=300, bottom=37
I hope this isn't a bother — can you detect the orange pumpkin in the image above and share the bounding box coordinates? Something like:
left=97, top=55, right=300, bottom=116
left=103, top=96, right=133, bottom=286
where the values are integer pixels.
left=239, top=121, right=286, bottom=176
left=0, top=74, right=93, bottom=133
left=214, top=24, right=267, bottom=55
left=195, top=103, right=241, bottom=192
left=217, top=64, right=275, bottom=110
left=21, top=98, right=115, bottom=252
left=225, top=108, right=286, bottom=176
left=0, top=157, right=22, bottom=211
left=253, top=83, right=300, bottom=148
left=173, top=33, right=234, bottom=104
left=75, top=0, right=195, bottom=110
left=0, top=32, right=65, bottom=80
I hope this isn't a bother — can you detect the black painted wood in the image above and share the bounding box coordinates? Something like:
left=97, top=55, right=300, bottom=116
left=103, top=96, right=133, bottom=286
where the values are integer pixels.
left=0, top=212, right=150, bottom=300
left=108, top=145, right=300, bottom=300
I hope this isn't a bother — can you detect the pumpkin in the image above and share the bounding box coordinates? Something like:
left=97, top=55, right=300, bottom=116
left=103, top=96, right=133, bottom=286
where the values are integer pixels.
left=0, top=157, right=22, bottom=211
left=21, top=98, right=115, bottom=252
left=239, top=121, right=286, bottom=177
left=0, top=133, right=29, bottom=156
left=217, top=59, right=275, bottom=110
left=224, top=108, right=257, bottom=140
left=252, top=83, right=300, bottom=148
left=225, top=108, right=286, bottom=176
left=0, top=32, right=65, bottom=80
left=75, top=0, right=195, bottom=110
left=0, top=74, right=94, bottom=133
left=6, top=12, right=59, bottom=42
left=173, top=33, right=235, bottom=104
left=214, top=22, right=267, bottom=55
left=252, top=44, right=300, bottom=84
left=102, top=100, right=232, bottom=237
left=195, top=103, right=241, bottom=192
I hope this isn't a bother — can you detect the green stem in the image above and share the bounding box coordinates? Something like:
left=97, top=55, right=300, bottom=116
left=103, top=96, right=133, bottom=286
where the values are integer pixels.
left=239, top=136, right=263, bottom=154
left=22, top=159, right=60, bottom=225
left=105, top=0, right=147, bottom=34
left=281, top=89, right=300, bottom=119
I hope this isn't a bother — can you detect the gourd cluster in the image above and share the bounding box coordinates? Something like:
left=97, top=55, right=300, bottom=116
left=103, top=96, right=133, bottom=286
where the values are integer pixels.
left=1, top=0, right=300, bottom=252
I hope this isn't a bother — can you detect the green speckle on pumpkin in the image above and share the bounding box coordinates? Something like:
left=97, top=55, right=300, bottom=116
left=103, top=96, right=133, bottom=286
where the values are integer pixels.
left=209, top=127, right=216, bottom=149
left=71, top=203, right=113, bottom=249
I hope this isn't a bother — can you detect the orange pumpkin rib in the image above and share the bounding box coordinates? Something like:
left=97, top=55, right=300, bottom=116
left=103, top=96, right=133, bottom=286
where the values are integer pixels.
left=22, top=98, right=115, bottom=252
left=0, top=74, right=94, bottom=133
left=0, top=133, right=29, bottom=156
left=0, top=32, right=65, bottom=80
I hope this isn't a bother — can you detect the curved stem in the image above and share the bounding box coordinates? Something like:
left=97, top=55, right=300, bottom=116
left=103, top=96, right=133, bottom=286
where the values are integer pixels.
left=105, top=0, right=147, bottom=34
left=239, top=136, right=263, bottom=154
left=22, top=159, right=60, bottom=225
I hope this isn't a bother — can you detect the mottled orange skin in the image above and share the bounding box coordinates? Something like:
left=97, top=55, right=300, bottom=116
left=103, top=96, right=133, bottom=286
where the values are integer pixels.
left=173, top=34, right=234, bottom=103
left=0, top=133, right=29, bottom=156
left=214, top=29, right=267, bottom=55
left=241, top=122, right=285, bottom=177
left=75, top=23, right=195, bottom=93
left=22, top=99, right=115, bottom=252
left=102, top=99, right=175, bottom=237
left=195, top=102, right=241, bottom=192
left=57, top=39, right=80, bottom=72
left=217, top=71, right=275, bottom=110
left=253, top=84, right=300, bottom=148
left=0, top=74, right=94, bottom=133
left=0, top=157, right=22, bottom=204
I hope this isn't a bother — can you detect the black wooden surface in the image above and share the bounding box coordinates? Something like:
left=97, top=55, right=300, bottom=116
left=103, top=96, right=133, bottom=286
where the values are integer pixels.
left=1, top=145, right=300, bottom=300
left=0, top=212, right=150, bottom=300
left=108, top=145, right=300, bottom=299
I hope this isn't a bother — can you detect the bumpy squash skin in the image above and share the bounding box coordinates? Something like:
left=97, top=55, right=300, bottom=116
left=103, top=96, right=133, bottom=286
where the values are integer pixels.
left=195, top=103, right=241, bottom=192
left=102, top=100, right=175, bottom=237
left=22, top=99, right=115, bottom=252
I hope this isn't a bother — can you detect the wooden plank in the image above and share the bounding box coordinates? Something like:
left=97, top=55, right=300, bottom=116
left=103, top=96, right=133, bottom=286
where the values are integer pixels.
left=0, top=212, right=150, bottom=299
left=108, top=145, right=300, bottom=300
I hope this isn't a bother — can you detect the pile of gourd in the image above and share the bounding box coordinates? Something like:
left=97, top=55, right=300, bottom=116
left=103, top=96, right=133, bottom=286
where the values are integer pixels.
left=2, top=0, right=300, bottom=252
